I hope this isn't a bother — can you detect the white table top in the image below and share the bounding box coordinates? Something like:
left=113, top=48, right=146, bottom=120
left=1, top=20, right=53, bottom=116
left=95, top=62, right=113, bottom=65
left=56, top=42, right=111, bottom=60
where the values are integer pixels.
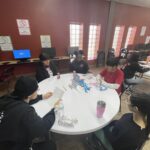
left=138, top=61, right=150, bottom=78
left=36, top=73, right=120, bottom=135
left=143, top=71, right=150, bottom=78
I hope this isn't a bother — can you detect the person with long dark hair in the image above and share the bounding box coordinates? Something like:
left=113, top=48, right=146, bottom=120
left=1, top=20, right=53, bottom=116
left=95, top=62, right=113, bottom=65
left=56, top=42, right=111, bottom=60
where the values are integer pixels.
left=36, top=53, right=57, bottom=82
left=94, top=91, right=150, bottom=150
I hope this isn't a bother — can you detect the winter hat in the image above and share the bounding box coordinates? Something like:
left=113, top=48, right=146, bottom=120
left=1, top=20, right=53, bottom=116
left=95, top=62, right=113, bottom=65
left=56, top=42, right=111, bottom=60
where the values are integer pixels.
left=39, top=53, right=49, bottom=61
left=14, top=76, right=38, bottom=99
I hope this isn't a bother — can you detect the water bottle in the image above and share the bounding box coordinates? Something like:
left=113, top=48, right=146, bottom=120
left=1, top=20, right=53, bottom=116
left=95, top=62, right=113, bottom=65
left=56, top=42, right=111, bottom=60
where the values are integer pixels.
left=73, top=70, right=76, bottom=78
left=57, top=72, right=60, bottom=79
left=97, top=101, right=106, bottom=118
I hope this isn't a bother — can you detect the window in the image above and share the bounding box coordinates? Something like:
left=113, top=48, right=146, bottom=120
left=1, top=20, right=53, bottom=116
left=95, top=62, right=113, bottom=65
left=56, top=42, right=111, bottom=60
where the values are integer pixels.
left=87, top=25, right=101, bottom=60
left=124, top=26, right=137, bottom=48
left=70, top=24, right=83, bottom=49
left=112, top=26, right=125, bottom=57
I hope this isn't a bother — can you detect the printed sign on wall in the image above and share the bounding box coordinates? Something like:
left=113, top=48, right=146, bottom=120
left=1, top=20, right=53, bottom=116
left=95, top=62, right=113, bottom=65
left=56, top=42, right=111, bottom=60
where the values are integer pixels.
left=40, top=35, right=51, bottom=48
left=140, top=26, right=146, bottom=36
left=17, top=19, right=31, bottom=35
left=0, top=36, right=13, bottom=51
left=145, top=36, right=150, bottom=44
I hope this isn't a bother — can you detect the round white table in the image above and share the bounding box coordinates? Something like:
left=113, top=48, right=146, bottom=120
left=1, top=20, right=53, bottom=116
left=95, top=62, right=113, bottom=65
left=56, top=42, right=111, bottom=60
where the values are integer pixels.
left=38, top=73, right=120, bottom=135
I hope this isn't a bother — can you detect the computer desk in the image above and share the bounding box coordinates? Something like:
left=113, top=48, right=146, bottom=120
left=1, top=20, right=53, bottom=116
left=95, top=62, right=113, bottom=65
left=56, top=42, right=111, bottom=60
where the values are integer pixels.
left=0, top=56, right=70, bottom=76
left=0, top=56, right=70, bottom=66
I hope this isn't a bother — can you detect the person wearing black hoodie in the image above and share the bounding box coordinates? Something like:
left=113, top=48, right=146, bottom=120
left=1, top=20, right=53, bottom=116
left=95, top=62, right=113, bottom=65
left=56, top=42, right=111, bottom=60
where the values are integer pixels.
left=69, top=53, right=89, bottom=74
left=0, top=76, right=58, bottom=150
left=36, top=53, right=57, bottom=82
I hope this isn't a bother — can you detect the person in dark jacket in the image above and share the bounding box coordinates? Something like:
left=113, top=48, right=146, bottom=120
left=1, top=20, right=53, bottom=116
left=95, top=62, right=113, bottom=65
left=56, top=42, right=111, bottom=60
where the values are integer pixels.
left=70, top=53, right=89, bottom=74
left=123, top=53, right=150, bottom=84
left=36, top=53, right=57, bottom=82
left=95, top=91, right=150, bottom=150
left=0, top=76, right=59, bottom=150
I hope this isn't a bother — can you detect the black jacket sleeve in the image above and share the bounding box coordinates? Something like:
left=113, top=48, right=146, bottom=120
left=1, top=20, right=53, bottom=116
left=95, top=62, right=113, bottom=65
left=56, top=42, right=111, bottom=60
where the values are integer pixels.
left=29, top=95, right=43, bottom=105
left=22, top=107, right=55, bottom=141
left=36, top=65, right=50, bottom=82
left=69, top=60, right=77, bottom=72
left=50, top=60, right=58, bottom=76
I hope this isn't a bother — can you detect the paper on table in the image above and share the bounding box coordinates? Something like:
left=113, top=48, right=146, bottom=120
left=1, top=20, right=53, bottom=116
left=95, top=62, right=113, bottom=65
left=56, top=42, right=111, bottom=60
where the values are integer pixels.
left=47, top=87, right=64, bottom=107
left=32, top=87, right=64, bottom=118
left=32, top=101, right=52, bottom=118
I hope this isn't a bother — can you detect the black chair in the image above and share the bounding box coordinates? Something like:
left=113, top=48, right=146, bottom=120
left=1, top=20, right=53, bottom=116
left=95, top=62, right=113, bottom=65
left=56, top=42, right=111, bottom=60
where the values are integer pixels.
left=135, top=44, right=146, bottom=50
left=120, top=48, right=127, bottom=58
left=145, top=43, right=150, bottom=49
left=107, top=48, right=115, bottom=60
left=96, top=50, right=105, bottom=67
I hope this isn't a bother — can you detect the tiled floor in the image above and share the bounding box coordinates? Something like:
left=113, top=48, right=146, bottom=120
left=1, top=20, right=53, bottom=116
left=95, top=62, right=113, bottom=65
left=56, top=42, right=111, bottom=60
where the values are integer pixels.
left=0, top=66, right=150, bottom=150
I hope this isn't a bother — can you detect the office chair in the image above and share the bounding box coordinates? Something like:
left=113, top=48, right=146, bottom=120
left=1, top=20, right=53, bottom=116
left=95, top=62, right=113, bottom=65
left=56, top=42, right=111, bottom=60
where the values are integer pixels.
left=135, top=43, right=146, bottom=50
left=120, top=48, right=127, bottom=58
left=107, top=48, right=115, bottom=60
left=96, top=50, right=105, bottom=67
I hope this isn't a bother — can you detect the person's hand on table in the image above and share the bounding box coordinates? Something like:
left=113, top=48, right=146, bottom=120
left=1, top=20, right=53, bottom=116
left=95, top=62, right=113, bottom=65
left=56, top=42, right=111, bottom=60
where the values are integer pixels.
left=42, top=92, right=53, bottom=99
left=96, top=74, right=103, bottom=85
left=54, top=100, right=61, bottom=108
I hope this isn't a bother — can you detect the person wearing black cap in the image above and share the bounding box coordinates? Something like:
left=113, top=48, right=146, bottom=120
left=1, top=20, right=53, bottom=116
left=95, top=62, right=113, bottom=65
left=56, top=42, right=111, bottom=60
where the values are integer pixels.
left=36, top=53, right=57, bottom=82
left=0, top=76, right=59, bottom=150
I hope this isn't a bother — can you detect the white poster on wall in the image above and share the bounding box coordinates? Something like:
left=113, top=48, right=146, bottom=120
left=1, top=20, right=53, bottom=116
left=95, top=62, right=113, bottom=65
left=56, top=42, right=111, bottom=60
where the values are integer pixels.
left=140, top=26, right=146, bottom=36
left=0, top=43, right=13, bottom=51
left=16, top=19, right=31, bottom=35
left=0, top=36, right=13, bottom=51
left=145, top=36, right=150, bottom=44
left=40, top=35, right=51, bottom=48
left=18, top=28, right=31, bottom=35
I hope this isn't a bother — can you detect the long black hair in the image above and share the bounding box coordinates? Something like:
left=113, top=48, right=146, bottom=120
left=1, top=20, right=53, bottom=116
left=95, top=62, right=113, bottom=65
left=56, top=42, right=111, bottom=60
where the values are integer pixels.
left=130, top=92, right=150, bottom=137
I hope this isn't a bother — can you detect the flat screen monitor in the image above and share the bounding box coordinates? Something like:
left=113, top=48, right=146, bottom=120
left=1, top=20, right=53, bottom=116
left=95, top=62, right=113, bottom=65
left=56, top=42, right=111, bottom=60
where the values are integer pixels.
left=68, top=47, right=79, bottom=55
left=42, top=47, right=56, bottom=59
left=13, top=49, right=31, bottom=60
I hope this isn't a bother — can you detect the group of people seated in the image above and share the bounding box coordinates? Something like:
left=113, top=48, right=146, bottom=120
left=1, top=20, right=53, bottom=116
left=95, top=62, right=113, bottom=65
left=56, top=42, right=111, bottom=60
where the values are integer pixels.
left=35, top=51, right=89, bottom=83
left=0, top=51, right=150, bottom=150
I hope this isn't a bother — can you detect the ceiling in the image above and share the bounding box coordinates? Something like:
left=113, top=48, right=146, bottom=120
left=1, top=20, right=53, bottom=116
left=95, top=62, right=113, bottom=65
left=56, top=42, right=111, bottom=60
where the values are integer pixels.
left=107, top=0, right=150, bottom=8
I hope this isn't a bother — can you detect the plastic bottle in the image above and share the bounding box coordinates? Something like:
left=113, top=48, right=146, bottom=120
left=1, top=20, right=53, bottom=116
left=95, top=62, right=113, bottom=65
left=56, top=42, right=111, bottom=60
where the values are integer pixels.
left=57, top=72, right=60, bottom=79
left=73, top=70, right=76, bottom=78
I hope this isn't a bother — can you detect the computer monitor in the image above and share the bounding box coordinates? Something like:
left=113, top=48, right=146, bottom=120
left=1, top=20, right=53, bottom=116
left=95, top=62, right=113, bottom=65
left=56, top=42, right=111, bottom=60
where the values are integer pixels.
left=41, top=47, right=56, bottom=59
left=13, top=49, right=31, bottom=60
left=68, top=47, right=79, bottom=55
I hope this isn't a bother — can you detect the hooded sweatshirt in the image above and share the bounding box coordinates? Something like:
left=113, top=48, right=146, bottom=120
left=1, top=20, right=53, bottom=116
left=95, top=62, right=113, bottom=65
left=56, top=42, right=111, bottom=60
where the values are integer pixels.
left=0, top=94, right=55, bottom=150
